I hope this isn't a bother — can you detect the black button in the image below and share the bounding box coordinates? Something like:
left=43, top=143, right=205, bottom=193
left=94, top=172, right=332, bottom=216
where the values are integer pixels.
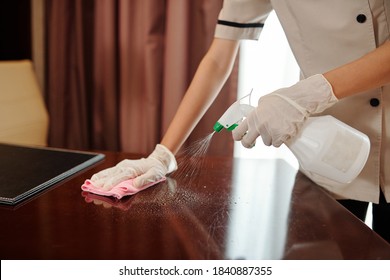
left=356, top=14, right=367, bottom=23
left=370, top=98, right=380, bottom=107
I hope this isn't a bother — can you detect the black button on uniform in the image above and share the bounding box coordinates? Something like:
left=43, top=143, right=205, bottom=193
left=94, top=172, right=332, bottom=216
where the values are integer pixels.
left=370, top=98, right=380, bottom=107
left=356, top=14, right=367, bottom=23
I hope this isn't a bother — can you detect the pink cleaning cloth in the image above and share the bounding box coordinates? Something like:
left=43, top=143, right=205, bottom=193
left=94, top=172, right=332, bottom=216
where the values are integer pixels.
left=81, top=177, right=166, bottom=199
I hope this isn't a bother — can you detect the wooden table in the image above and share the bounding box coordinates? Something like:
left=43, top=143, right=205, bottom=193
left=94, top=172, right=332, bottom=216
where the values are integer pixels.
left=0, top=151, right=389, bottom=260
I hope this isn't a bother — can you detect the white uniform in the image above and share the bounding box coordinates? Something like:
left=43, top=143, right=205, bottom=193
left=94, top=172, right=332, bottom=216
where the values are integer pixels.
left=215, top=0, right=390, bottom=203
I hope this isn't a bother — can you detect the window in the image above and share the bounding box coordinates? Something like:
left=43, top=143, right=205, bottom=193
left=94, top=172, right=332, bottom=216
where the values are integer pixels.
left=234, top=11, right=300, bottom=170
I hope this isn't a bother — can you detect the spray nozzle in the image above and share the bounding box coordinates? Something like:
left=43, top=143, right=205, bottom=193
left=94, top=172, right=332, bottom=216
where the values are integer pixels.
left=213, top=91, right=255, bottom=132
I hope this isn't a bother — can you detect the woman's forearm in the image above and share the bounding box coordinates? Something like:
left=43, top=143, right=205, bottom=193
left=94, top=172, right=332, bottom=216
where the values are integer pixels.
left=324, top=40, right=390, bottom=99
left=161, top=38, right=240, bottom=154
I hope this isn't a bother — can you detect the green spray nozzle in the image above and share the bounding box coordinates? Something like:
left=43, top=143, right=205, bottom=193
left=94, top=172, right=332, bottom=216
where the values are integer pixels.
left=213, top=93, right=255, bottom=132
left=213, top=122, right=238, bottom=132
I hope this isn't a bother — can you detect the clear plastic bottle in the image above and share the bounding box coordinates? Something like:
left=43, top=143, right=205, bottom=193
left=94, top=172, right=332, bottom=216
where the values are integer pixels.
left=286, top=115, right=370, bottom=185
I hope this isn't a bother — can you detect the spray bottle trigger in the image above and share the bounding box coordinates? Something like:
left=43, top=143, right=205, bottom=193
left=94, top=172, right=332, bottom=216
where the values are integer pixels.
left=227, top=123, right=239, bottom=131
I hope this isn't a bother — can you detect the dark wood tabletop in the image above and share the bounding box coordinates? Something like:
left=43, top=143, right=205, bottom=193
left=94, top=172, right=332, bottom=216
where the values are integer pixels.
left=0, top=150, right=389, bottom=260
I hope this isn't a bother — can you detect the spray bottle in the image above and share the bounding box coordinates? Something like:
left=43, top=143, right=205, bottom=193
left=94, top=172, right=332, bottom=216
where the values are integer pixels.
left=214, top=94, right=370, bottom=185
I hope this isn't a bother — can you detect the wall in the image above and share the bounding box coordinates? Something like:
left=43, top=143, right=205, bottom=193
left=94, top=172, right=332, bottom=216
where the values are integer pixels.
left=31, top=0, right=45, bottom=92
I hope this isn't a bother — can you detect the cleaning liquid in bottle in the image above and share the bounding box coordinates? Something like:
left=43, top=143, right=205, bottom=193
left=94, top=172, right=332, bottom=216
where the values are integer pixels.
left=286, top=115, right=370, bottom=185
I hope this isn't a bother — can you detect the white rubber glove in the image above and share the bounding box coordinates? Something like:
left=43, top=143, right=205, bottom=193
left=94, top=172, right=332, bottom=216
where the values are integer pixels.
left=233, top=74, right=338, bottom=148
left=90, top=144, right=177, bottom=190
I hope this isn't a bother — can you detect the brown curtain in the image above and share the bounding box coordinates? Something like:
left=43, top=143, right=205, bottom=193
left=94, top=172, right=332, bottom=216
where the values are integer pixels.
left=45, top=0, right=238, bottom=156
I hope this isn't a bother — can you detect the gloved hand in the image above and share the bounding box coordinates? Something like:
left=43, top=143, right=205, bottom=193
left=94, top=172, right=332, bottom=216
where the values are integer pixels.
left=233, top=74, right=338, bottom=148
left=89, top=144, right=177, bottom=190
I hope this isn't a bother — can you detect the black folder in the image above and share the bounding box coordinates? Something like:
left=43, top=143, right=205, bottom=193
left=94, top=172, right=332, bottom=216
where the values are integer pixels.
left=0, top=143, right=105, bottom=205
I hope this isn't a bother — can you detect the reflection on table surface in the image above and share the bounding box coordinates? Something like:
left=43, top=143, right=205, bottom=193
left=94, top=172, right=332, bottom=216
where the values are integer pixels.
left=0, top=152, right=389, bottom=260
